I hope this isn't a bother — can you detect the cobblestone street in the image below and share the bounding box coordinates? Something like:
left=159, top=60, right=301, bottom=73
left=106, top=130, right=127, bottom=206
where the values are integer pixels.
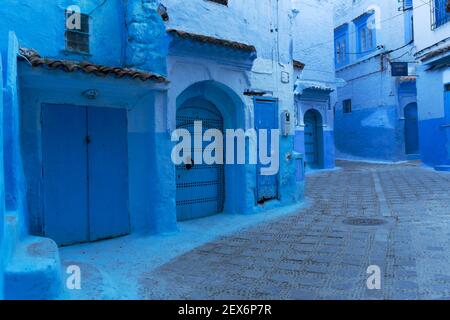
left=139, top=161, right=450, bottom=300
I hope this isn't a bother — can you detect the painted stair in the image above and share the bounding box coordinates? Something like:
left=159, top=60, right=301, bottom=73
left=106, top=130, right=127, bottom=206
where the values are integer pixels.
left=435, top=165, right=450, bottom=172
left=3, top=212, right=62, bottom=300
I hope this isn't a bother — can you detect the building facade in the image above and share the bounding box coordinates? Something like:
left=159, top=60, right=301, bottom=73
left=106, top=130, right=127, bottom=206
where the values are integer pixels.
left=292, top=0, right=337, bottom=170
left=158, top=0, right=303, bottom=219
left=0, top=0, right=311, bottom=299
left=333, top=0, right=418, bottom=162
left=413, top=0, right=450, bottom=170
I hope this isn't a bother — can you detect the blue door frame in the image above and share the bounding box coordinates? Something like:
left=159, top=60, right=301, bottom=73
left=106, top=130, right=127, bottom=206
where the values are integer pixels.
left=42, top=104, right=130, bottom=246
left=254, top=97, right=279, bottom=203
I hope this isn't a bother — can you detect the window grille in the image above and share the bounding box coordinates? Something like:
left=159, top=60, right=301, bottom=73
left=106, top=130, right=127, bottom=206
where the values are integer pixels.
left=65, top=10, right=90, bottom=53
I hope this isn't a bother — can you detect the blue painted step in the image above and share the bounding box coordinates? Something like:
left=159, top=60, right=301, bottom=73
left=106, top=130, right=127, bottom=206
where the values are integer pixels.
left=3, top=212, right=20, bottom=264
left=435, top=165, right=450, bottom=172
left=4, top=233, right=62, bottom=300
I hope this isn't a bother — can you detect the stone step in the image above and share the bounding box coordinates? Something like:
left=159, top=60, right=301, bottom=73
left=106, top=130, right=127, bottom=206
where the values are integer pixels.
left=4, top=236, right=62, bottom=300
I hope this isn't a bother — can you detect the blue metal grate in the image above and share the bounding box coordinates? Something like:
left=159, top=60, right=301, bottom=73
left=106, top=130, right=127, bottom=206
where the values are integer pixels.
left=432, top=0, right=450, bottom=29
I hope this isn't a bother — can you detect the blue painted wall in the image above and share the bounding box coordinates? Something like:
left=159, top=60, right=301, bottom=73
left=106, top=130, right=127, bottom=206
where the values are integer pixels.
left=335, top=105, right=404, bottom=161
left=416, top=64, right=450, bottom=167
left=412, top=0, right=450, bottom=169
left=0, top=0, right=167, bottom=76
left=0, top=52, right=5, bottom=300
left=0, top=0, right=170, bottom=299
left=334, top=0, right=416, bottom=162
left=292, top=0, right=337, bottom=171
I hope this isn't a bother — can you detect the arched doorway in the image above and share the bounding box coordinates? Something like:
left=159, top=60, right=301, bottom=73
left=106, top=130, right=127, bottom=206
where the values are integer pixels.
left=304, top=109, right=323, bottom=169
left=176, top=99, right=225, bottom=221
left=404, top=103, right=419, bottom=155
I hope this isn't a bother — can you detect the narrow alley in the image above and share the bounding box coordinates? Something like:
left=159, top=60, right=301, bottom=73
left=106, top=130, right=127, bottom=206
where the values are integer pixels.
left=61, top=161, right=450, bottom=300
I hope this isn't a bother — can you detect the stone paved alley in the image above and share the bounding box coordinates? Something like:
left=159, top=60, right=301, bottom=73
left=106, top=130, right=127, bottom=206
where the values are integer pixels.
left=61, top=161, right=450, bottom=300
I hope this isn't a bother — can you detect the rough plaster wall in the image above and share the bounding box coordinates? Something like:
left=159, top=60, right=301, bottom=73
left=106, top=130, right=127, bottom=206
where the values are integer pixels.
left=333, top=0, right=416, bottom=161
left=334, top=0, right=412, bottom=59
left=0, top=0, right=126, bottom=66
left=125, top=0, right=169, bottom=75
left=162, top=0, right=294, bottom=97
left=293, top=0, right=335, bottom=84
left=0, top=0, right=168, bottom=76
left=162, top=0, right=296, bottom=130
left=411, top=1, right=450, bottom=167
left=164, top=0, right=303, bottom=210
left=416, top=65, right=446, bottom=120
left=337, top=57, right=396, bottom=110
left=161, top=0, right=289, bottom=61
left=292, top=0, right=336, bottom=134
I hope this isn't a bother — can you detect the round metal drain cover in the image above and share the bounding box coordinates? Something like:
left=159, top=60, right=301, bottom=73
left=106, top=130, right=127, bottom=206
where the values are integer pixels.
left=343, top=217, right=386, bottom=226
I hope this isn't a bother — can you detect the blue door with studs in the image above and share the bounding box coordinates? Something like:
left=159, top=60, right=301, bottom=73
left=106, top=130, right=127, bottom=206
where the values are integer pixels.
left=42, top=104, right=130, bottom=246
left=254, top=97, right=279, bottom=203
left=176, top=102, right=225, bottom=220
left=304, top=109, right=323, bottom=169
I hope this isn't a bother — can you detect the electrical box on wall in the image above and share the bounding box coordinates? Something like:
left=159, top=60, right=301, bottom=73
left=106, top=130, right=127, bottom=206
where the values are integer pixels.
left=281, top=110, right=291, bottom=136
left=281, top=71, right=290, bottom=84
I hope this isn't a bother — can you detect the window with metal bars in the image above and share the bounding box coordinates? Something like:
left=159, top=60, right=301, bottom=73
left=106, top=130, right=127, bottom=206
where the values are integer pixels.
left=65, top=10, right=90, bottom=54
left=432, top=0, right=450, bottom=29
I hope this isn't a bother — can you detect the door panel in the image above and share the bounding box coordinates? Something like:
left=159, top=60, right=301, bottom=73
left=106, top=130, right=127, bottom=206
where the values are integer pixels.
left=404, top=103, right=419, bottom=155
left=445, top=87, right=450, bottom=158
left=304, top=112, right=318, bottom=167
left=176, top=105, right=225, bottom=221
left=42, top=104, right=89, bottom=246
left=87, top=107, right=130, bottom=241
left=254, top=98, right=279, bottom=202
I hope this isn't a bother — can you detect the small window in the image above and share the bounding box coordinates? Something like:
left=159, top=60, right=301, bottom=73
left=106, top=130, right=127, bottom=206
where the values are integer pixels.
left=432, top=0, right=450, bottom=29
left=206, top=0, right=228, bottom=5
left=343, top=99, right=352, bottom=114
left=65, top=10, right=90, bottom=53
left=400, top=0, right=413, bottom=11
left=445, top=84, right=450, bottom=91
left=334, top=24, right=349, bottom=67
left=354, top=12, right=377, bottom=57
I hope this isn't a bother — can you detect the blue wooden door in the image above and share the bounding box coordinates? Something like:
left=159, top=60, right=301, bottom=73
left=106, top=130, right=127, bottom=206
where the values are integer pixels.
left=42, top=104, right=130, bottom=245
left=254, top=98, right=279, bottom=203
left=42, top=104, right=89, bottom=245
left=87, top=107, right=130, bottom=241
left=445, top=85, right=450, bottom=158
left=404, top=103, right=419, bottom=155
left=304, top=110, right=321, bottom=168
left=176, top=104, right=224, bottom=220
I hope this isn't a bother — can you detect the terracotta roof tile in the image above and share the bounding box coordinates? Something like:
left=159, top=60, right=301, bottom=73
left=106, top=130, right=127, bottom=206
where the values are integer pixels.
left=418, top=45, right=450, bottom=62
left=167, top=29, right=256, bottom=53
left=18, top=48, right=168, bottom=83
